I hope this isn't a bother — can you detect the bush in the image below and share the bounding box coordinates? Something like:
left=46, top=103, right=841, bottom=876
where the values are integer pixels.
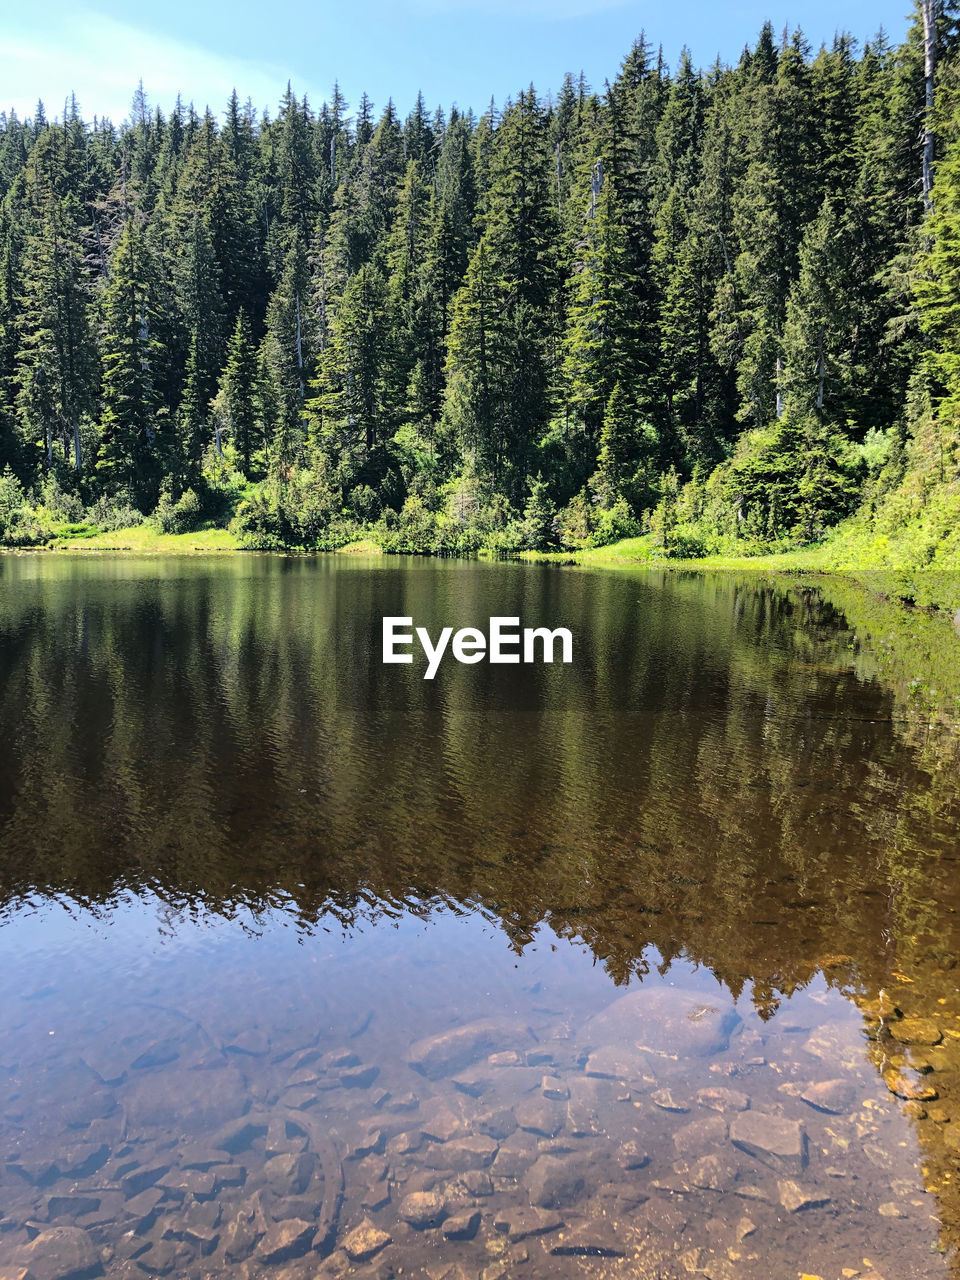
left=0, top=468, right=50, bottom=546
left=592, top=496, right=641, bottom=547
left=154, top=486, right=202, bottom=534
left=231, top=490, right=287, bottom=549
left=88, top=494, right=144, bottom=532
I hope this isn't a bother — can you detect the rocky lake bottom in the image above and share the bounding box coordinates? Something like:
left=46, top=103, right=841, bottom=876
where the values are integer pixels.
left=0, top=900, right=953, bottom=1280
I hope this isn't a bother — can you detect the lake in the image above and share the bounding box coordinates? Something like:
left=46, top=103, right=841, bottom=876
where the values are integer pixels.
left=2, top=553, right=960, bottom=1280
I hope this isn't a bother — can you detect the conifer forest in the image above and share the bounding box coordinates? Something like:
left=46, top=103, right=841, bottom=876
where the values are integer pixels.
left=3, top=5, right=960, bottom=558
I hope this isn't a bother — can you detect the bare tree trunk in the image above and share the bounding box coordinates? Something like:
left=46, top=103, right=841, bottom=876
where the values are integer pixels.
left=815, top=326, right=825, bottom=420
left=775, top=356, right=783, bottom=419
left=589, top=160, right=603, bottom=220
left=295, top=292, right=304, bottom=401
left=318, top=235, right=327, bottom=354
left=922, top=0, right=937, bottom=211
left=93, top=211, right=107, bottom=277
left=72, top=420, right=82, bottom=470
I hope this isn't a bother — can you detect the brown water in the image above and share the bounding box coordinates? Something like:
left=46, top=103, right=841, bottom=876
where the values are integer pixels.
left=2, top=554, right=960, bottom=1280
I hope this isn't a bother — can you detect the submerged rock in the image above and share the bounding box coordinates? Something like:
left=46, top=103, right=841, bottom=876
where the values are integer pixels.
left=407, top=1019, right=532, bottom=1079
left=802, top=1023, right=864, bottom=1071
left=514, top=1098, right=563, bottom=1137
left=18, top=1225, right=101, bottom=1280
left=548, top=1220, right=625, bottom=1257
left=255, top=1218, right=315, bottom=1262
left=264, top=1151, right=315, bottom=1197
left=398, top=1190, right=446, bottom=1229
left=888, top=1017, right=942, bottom=1046
left=730, top=1112, right=807, bottom=1173
left=123, top=1066, right=248, bottom=1131
left=584, top=988, right=740, bottom=1060
left=672, top=1114, right=728, bottom=1157
left=800, top=1079, right=857, bottom=1114
left=584, top=1045, right=655, bottom=1084
left=425, top=1134, right=498, bottom=1171
left=651, top=1088, right=690, bottom=1113
left=882, top=1068, right=938, bottom=1101
left=342, top=1219, right=391, bottom=1262
left=778, top=1180, right=830, bottom=1212
left=492, top=1206, right=564, bottom=1241
left=442, top=1209, right=481, bottom=1240
left=696, top=1087, right=748, bottom=1113
left=525, top=1155, right=586, bottom=1208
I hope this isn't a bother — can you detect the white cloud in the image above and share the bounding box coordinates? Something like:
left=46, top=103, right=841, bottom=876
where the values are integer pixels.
left=1, top=12, right=302, bottom=123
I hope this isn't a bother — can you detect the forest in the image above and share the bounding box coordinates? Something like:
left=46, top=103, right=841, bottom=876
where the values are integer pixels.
left=2, top=4, right=960, bottom=558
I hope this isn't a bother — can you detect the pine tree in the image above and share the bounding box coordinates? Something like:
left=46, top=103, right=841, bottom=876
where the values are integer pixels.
left=215, top=309, right=259, bottom=474
left=313, top=261, right=390, bottom=453
left=561, top=180, right=644, bottom=445
left=175, top=212, right=224, bottom=480
left=97, top=217, right=167, bottom=502
left=13, top=131, right=95, bottom=471
left=444, top=90, right=559, bottom=501
left=592, top=383, right=637, bottom=506
left=260, top=232, right=312, bottom=465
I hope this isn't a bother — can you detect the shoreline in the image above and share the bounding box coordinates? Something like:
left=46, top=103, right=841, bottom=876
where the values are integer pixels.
left=5, top=526, right=960, bottom=616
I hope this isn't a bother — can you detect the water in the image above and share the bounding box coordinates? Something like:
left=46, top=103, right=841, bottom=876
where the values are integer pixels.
left=2, top=554, right=960, bottom=1279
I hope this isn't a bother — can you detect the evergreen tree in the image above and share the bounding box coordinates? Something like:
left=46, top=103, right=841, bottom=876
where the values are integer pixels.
left=97, top=217, right=167, bottom=502
left=215, top=309, right=259, bottom=474
left=13, top=132, right=95, bottom=471
left=176, top=212, right=224, bottom=480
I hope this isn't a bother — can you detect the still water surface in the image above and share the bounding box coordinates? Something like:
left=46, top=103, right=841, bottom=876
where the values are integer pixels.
left=2, top=554, right=960, bottom=1280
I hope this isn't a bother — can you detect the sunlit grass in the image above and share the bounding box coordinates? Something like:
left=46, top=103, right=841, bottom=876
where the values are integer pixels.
left=49, top=524, right=241, bottom=553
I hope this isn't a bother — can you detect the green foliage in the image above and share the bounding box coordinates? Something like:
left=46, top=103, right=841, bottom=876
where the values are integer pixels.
left=153, top=484, right=202, bottom=534
left=1, top=16, right=959, bottom=562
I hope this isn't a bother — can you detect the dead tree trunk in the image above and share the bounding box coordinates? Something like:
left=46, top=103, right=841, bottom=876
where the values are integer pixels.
left=922, top=0, right=937, bottom=211
left=295, top=292, right=304, bottom=401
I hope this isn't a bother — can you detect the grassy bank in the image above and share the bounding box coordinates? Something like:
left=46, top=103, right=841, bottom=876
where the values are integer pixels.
left=19, top=501, right=960, bottom=617
left=43, top=525, right=241, bottom=553
left=521, top=519, right=960, bottom=615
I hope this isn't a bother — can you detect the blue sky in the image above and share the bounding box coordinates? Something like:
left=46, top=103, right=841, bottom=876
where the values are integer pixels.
left=3, top=0, right=915, bottom=126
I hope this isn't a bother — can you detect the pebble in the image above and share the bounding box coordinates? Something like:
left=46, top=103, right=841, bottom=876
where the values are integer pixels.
left=407, top=1019, right=533, bottom=1079
left=342, top=1219, right=392, bottom=1262
left=492, top=1206, right=563, bottom=1241
left=514, top=1098, right=562, bottom=1137
left=696, top=1086, right=749, bottom=1112
left=652, top=1088, right=690, bottom=1112
left=777, top=1180, right=829, bottom=1212
left=17, top=1226, right=101, bottom=1280
left=800, top=1079, right=857, bottom=1114
left=399, top=1191, right=446, bottom=1229
left=888, top=1018, right=942, bottom=1046
left=730, top=1112, right=806, bottom=1172
left=525, top=1155, right=585, bottom=1208
left=441, top=1209, right=481, bottom=1240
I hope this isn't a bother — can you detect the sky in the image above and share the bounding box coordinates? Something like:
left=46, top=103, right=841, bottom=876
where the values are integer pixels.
left=2, top=0, right=916, bottom=127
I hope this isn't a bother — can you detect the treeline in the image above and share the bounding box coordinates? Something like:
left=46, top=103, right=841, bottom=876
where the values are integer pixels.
left=1, top=8, right=960, bottom=553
